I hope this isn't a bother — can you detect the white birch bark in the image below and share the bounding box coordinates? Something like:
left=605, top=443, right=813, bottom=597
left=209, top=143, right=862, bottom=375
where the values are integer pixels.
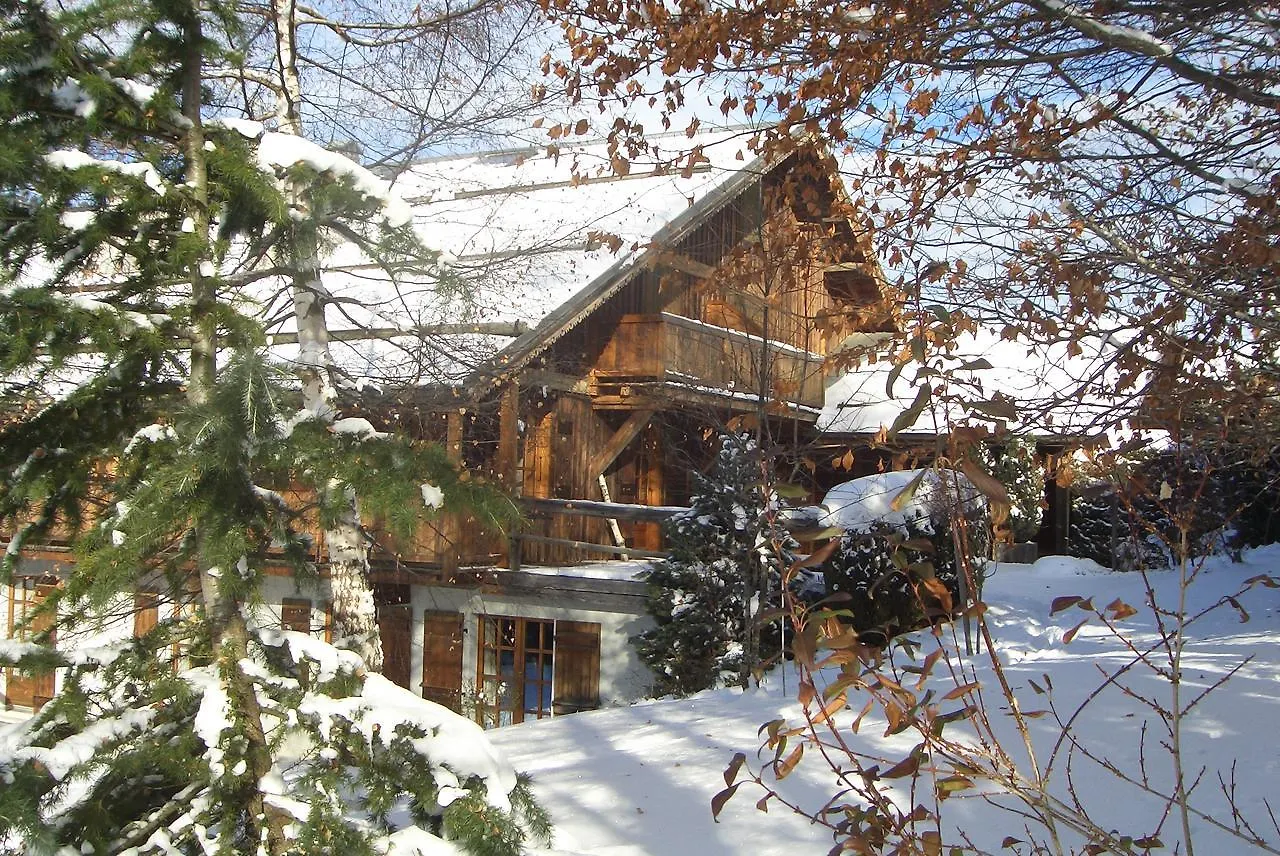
left=184, top=8, right=288, bottom=849
left=273, top=0, right=384, bottom=671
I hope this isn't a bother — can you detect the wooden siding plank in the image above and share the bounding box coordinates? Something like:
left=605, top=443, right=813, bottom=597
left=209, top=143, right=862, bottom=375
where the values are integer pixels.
left=133, top=591, right=159, bottom=637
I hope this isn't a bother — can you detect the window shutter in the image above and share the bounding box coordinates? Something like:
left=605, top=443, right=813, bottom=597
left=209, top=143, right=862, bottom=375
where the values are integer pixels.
left=280, top=598, right=313, bottom=634
left=422, top=611, right=464, bottom=712
left=134, top=592, right=159, bottom=636
left=553, top=621, right=600, bottom=715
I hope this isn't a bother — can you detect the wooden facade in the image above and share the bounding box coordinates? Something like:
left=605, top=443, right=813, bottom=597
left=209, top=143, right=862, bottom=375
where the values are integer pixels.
left=354, top=148, right=896, bottom=571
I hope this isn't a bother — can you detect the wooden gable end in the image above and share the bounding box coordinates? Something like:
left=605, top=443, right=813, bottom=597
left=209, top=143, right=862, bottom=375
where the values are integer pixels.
left=562, top=152, right=879, bottom=417
left=347, top=145, right=897, bottom=571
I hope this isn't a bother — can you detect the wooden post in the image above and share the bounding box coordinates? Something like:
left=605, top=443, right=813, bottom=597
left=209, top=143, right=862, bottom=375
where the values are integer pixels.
left=443, top=411, right=463, bottom=576
left=1053, top=481, right=1070, bottom=557
left=497, top=384, right=520, bottom=568
left=497, top=383, right=520, bottom=490
left=637, top=423, right=666, bottom=551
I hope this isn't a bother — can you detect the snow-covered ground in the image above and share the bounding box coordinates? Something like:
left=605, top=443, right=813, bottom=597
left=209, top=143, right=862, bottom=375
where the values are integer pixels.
left=494, top=549, right=1280, bottom=855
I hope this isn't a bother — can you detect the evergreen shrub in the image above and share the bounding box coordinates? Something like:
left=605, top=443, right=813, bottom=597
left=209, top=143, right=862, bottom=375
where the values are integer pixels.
left=635, top=435, right=810, bottom=697
left=818, top=469, right=990, bottom=647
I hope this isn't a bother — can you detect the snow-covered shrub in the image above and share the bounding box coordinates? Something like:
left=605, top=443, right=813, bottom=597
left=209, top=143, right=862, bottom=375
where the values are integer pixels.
left=1069, top=443, right=1280, bottom=569
left=636, top=435, right=803, bottom=696
left=0, top=625, right=550, bottom=855
left=1068, top=488, right=1168, bottom=570
left=818, top=469, right=990, bottom=646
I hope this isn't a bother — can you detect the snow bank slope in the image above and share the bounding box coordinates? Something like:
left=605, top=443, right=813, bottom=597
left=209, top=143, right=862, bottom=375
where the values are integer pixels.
left=493, top=548, right=1280, bottom=855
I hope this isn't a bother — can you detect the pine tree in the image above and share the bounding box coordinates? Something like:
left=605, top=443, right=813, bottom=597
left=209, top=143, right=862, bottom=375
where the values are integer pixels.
left=977, top=437, right=1045, bottom=543
left=636, top=435, right=800, bottom=696
left=0, top=1, right=546, bottom=852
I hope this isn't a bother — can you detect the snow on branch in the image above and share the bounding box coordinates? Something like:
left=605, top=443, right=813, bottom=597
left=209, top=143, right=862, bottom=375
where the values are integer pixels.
left=1035, top=0, right=1172, bottom=56
left=0, top=706, right=157, bottom=782
left=255, top=132, right=413, bottom=228
left=297, top=673, right=519, bottom=811
left=44, top=149, right=166, bottom=195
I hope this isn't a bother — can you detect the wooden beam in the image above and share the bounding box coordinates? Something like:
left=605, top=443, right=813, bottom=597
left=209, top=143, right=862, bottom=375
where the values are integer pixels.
left=522, top=497, right=688, bottom=523
left=587, top=409, right=655, bottom=477
left=268, top=321, right=526, bottom=346
left=512, top=533, right=666, bottom=560
left=521, top=369, right=591, bottom=395
left=649, top=249, right=716, bottom=279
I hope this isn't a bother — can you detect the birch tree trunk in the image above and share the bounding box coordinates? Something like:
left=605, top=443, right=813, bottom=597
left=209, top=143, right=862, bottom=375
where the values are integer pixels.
left=272, top=0, right=384, bottom=671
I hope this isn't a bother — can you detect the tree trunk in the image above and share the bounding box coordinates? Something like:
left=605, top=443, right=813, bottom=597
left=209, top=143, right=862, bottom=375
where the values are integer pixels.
left=182, top=7, right=287, bottom=852
left=273, top=0, right=383, bottom=672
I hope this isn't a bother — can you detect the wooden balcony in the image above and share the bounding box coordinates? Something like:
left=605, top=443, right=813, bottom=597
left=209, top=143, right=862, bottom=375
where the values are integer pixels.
left=592, top=313, right=825, bottom=413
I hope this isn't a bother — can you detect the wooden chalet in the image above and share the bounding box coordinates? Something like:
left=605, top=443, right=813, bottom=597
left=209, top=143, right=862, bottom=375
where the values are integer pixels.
left=339, top=131, right=895, bottom=569
left=4, top=130, right=900, bottom=722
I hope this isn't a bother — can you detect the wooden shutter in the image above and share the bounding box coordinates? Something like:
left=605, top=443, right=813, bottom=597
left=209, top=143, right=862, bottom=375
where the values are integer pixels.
left=553, top=621, right=600, bottom=715
left=134, top=592, right=159, bottom=636
left=422, top=611, right=464, bottom=712
left=280, top=598, right=313, bottom=634
left=375, top=584, right=413, bottom=690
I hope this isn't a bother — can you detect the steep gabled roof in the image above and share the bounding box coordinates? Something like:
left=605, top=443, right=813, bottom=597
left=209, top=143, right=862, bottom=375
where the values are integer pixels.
left=464, top=145, right=791, bottom=395
left=272, top=129, right=798, bottom=396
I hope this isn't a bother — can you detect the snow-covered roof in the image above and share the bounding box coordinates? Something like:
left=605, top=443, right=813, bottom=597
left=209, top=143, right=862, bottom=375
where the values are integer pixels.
left=263, top=129, right=774, bottom=390
left=819, top=330, right=1141, bottom=440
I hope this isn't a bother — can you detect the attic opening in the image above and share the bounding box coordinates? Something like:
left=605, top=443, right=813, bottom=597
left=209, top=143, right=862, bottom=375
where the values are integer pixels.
left=824, top=265, right=880, bottom=305
left=765, top=149, right=839, bottom=224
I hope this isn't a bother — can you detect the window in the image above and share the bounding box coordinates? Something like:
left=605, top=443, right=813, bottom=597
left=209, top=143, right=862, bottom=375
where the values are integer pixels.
left=475, top=616, right=601, bottom=728
left=5, top=577, right=58, bottom=710
left=477, top=616, right=554, bottom=728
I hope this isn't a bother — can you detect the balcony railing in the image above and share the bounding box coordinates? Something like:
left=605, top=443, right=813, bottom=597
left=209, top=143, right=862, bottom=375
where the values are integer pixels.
left=592, top=313, right=825, bottom=410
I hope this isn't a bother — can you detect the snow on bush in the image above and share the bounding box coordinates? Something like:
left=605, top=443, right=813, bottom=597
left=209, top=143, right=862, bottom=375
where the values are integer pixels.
left=817, top=468, right=991, bottom=645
